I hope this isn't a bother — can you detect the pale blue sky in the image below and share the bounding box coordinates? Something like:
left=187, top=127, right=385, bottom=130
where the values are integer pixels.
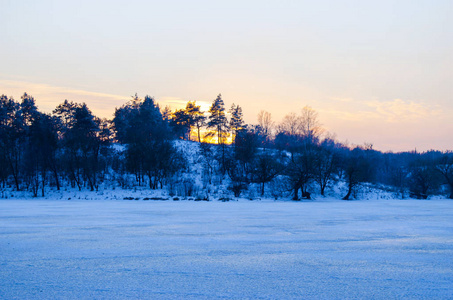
left=1, top=0, right=452, bottom=151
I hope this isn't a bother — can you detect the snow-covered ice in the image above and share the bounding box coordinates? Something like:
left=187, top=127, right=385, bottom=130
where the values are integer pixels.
left=1, top=198, right=452, bottom=299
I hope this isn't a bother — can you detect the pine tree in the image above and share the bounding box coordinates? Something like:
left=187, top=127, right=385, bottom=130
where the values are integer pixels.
left=171, top=108, right=190, bottom=140
left=229, top=103, right=244, bottom=142
left=0, top=95, right=22, bottom=190
left=20, top=93, right=39, bottom=127
left=26, top=112, right=60, bottom=196
left=65, top=103, right=102, bottom=191
left=185, top=101, right=206, bottom=142
left=113, top=94, right=179, bottom=189
left=207, top=94, right=229, bottom=144
left=53, top=99, right=78, bottom=130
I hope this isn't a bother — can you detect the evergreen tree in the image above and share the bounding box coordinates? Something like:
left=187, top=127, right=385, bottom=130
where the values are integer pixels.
left=53, top=99, right=78, bottom=130
left=20, top=93, right=39, bottom=127
left=63, top=103, right=103, bottom=191
left=19, top=95, right=40, bottom=194
left=113, top=94, right=180, bottom=188
left=161, top=105, right=172, bottom=122
left=171, top=108, right=190, bottom=140
left=207, top=94, right=229, bottom=144
left=0, top=95, right=22, bottom=190
left=26, top=112, right=60, bottom=196
left=185, top=101, right=206, bottom=142
left=229, top=103, right=244, bottom=142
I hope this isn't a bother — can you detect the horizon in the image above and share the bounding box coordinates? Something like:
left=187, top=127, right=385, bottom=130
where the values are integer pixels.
left=1, top=1, right=452, bottom=152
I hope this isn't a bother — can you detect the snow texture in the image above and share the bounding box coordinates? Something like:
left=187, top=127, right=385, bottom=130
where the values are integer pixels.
left=1, top=197, right=452, bottom=299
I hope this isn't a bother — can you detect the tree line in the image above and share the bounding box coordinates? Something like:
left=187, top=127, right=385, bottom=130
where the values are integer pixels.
left=1, top=92, right=452, bottom=199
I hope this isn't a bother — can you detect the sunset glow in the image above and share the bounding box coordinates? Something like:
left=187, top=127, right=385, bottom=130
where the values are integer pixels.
left=1, top=1, right=452, bottom=151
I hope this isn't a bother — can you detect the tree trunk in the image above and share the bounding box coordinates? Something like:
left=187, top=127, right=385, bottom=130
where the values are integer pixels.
left=9, top=160, right=20, bottom=191
left=148, top=172, right=153, bottom=189
left=343, top=184, right=353, bottom=200
left=41, top=170, right=46, bottom=197
left=88, top=176, right=94, bottom=191
left=293, top=187, right=299, bottom=200
left=53, top=167, right=60, bottom=191
left=447, top=181, right=453, bottom=199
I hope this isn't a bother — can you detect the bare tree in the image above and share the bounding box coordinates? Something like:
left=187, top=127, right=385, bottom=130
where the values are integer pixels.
left=277, top=106, right=323, bottom=142
left=278, top=112, right=301, bottom=136
left=341, top=147, right=374, bottom=200
left=300, top=106, right=323, bottom=143
left=436, top=152, right=453, bottom=199
left=257, top=110, right=274, bottom=146
left=286, top=145, right=316, bottom=200
left=251, top=152, right=284, bottom=196
left=314, top=138, right=340, bottom=196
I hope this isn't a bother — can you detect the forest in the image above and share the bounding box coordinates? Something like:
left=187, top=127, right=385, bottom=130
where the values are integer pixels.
left=0, top=92, right=452, bottom=200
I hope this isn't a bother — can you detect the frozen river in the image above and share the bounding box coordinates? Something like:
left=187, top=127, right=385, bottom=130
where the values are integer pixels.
left=1, top=198, right=452, bottom=299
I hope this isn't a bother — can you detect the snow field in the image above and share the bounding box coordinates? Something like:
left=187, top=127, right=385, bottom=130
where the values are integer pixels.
left=1, top=198, right=452, bottom=299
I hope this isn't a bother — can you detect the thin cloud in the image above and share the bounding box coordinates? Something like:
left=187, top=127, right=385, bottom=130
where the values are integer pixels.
left=0, top=79, right=128, bottom=118
left=0, top=80, right=214, bottom=118
left=0, top=80, right=126, bottom=100
left=321, top=98, right=444, bottom=123
left=366, top=99, right=442, bottom=122
left=329, top=97, right=354, bottom=103
left=159, top=96, right=211, bottom=112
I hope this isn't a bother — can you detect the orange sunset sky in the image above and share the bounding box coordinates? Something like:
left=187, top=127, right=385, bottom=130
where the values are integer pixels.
left=1, top=0, right=452, bottom=152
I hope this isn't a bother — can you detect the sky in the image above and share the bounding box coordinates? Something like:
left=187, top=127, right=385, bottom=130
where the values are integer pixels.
left=1, top=0, right=452, bottom=152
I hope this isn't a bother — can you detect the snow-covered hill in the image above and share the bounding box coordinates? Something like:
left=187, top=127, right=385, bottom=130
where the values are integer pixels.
left=0, top=140, right=446, bottom=201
